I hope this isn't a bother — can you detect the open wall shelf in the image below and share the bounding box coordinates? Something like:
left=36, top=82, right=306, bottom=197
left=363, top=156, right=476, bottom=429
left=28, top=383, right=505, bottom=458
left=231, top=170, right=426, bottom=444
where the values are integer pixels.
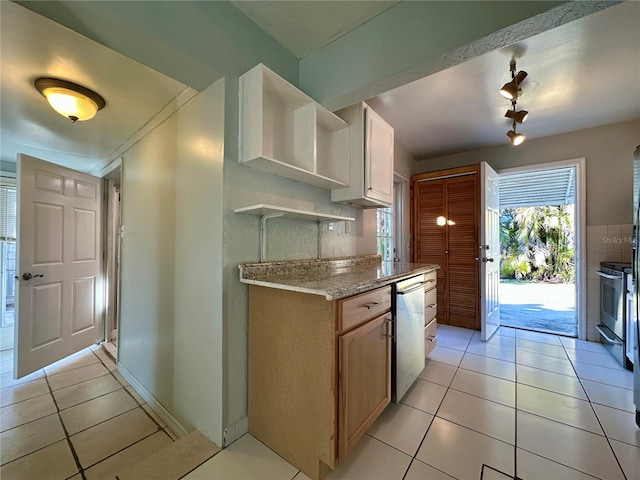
left=234, top=204, right=355, bottom=223
left=239, top=64, right=350, bottom=190
left=234, top=204, right=355, bottom=262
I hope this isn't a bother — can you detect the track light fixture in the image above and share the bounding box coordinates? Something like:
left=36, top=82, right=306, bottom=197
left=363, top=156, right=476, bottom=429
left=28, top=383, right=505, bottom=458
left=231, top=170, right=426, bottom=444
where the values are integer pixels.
left=500, top=60, right=529, bottom=146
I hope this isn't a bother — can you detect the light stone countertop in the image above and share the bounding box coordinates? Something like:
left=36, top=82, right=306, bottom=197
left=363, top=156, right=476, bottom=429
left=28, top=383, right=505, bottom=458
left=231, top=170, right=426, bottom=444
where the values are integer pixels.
left=239, top=255, right=439, bottom=300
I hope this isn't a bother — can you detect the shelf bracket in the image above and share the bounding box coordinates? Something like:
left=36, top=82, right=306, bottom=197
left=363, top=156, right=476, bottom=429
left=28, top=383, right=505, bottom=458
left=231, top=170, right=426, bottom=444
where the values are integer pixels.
left=260, top=213, right=284, bottom=262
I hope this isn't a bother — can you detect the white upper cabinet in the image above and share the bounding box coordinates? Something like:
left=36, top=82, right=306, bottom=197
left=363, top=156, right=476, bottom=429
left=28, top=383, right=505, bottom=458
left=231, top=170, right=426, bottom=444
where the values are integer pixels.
left=331, top=102, right=394, bottom=208
left=239, top=64, right=350, bottom=189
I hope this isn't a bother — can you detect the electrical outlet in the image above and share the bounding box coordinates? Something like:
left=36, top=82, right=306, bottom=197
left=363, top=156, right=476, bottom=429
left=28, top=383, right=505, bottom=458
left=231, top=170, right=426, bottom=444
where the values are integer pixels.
left=328, top=222, right=334, bottom=231
left=345, top=221, right=351, bottom=234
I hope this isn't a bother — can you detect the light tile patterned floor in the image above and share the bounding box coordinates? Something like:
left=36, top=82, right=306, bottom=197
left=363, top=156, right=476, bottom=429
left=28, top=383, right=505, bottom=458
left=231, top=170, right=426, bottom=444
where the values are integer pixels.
left=2, top=326, right=638, bottom=480
left=0, top=346, right=175, bottom=479
left=186, top=325, right=639, bottom=480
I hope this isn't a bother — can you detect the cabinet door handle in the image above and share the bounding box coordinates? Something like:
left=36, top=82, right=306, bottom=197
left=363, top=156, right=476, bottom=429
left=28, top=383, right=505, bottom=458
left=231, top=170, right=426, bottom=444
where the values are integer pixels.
left=385, top=317, right=394, bottom=340
left=427, top=335, right=437, bottom=343
left=365, top=302, right=381, bottom=309
left=426, top=303, right=437, bottom=309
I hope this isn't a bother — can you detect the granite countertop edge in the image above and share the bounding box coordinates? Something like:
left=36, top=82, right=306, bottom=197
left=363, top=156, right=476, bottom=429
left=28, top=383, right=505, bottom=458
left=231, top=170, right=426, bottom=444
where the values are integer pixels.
left=239, top=256, right=439, bottom=300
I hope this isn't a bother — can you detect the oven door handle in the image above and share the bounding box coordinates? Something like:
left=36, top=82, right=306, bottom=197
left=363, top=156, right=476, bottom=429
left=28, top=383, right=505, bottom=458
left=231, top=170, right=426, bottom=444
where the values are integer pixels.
left=596, top=271, right=623, bottom=280
left=595, top=325, right=622, bottom=345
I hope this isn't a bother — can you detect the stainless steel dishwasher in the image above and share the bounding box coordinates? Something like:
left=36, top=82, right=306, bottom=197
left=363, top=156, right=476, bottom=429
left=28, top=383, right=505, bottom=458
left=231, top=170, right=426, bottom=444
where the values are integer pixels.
left=393, top=274, right=425, bottom=402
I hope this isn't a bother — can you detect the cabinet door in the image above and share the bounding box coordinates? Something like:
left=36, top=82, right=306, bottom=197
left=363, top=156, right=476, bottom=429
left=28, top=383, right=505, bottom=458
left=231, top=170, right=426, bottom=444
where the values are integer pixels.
left=338, top=312, right=391, bottom=460
left=364, top=106, right=394, bottom=205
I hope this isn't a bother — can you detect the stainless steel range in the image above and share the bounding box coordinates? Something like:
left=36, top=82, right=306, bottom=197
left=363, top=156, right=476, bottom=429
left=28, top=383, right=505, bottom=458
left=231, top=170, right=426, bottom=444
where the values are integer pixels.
left=596, top=262, right=632, bottom=369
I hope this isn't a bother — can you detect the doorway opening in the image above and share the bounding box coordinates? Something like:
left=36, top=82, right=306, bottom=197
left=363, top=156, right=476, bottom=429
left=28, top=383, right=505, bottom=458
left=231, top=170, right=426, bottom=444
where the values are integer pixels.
left=1, top=176, right=16, bottom=357
left=498, top=164, right=580, bottom=337
left=103, top=166, right=121, bottom=359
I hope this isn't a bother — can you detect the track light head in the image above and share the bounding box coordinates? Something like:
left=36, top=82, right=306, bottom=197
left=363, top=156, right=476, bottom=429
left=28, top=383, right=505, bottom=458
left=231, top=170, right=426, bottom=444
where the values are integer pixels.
left=507, top=129, right=526, bottom=146
left=505, top=109, right=529, bottom=124
left=499, top=70, right=528, bottom=100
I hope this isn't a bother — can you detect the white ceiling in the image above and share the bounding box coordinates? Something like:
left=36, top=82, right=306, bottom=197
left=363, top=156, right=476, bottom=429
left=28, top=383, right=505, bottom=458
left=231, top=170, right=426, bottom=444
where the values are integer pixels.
left=2, top=1, right=638, bottom=175
left=366, top=2, right=640, bottom=159
left=0, top=2, right=192, bottom=174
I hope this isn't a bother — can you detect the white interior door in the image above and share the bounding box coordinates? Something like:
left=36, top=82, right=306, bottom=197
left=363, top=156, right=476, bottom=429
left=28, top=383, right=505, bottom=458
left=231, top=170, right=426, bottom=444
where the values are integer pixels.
left=480, top=161, right=500, bottom=341
left=15, top=154, right=102, bottom=378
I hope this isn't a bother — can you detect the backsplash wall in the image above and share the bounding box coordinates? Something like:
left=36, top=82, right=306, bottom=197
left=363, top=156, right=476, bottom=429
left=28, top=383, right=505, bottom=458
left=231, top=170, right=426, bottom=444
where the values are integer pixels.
left=585, top=224, right=632, bottom=341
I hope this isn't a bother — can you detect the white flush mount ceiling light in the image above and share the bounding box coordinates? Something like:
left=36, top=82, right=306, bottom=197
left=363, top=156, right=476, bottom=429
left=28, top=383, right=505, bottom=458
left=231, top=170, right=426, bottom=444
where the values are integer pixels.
left=500, top=60, right=529, bottom=146
left=34, top=77, right=105, bottom=122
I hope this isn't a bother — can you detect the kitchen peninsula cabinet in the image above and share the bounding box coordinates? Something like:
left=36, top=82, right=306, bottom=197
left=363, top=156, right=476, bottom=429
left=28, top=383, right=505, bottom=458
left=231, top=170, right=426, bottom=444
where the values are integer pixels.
left=331, top=102, right=394, bottom=208
left=248, top=284, right=391, bottom=480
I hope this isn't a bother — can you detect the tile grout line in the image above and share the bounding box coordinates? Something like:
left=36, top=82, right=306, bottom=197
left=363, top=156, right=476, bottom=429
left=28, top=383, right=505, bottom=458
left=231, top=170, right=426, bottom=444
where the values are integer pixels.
left=43, top=370, right=87, bottom=480
left=79, top=429, right=162, bottom=473
left=514, top=333, right=519, bottom=480
left=560, top=339, right=629, bottom=480
left=399, top=330, right=471, bottom=480
left=515, top=331, right=630, bottom=479
left=90, top=348, right=169, bottom=434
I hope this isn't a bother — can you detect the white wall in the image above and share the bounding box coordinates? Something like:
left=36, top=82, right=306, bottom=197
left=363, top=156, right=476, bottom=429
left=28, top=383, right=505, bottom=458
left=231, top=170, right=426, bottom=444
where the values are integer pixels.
left=119, top=109, right=177, bottom=411
left=173, top=80, right=225, bottom=442
left=414, top=120, right=640, bottom=226
left=119, top=81, right=226, bottom=444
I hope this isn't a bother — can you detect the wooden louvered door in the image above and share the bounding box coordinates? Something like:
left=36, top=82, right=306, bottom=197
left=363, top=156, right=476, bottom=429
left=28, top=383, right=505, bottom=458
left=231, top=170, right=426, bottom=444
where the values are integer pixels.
left=412, top=166, right=480, bottom=330
left=415, top=180, right=447, bottom=323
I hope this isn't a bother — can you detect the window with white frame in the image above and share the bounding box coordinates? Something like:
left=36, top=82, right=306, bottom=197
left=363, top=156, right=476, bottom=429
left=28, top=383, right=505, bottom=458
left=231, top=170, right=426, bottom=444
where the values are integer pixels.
left=1, top=179, right=17, bottom=327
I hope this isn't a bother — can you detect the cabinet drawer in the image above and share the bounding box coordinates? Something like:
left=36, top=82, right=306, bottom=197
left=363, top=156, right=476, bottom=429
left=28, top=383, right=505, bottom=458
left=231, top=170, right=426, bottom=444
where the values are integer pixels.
left=338, top=286, right=391, bottom=334
left=425, top=318, right=437, bottom=357
left=424, top=287, right=437, bottom=324
left=424, top=270, right=437, bottom=291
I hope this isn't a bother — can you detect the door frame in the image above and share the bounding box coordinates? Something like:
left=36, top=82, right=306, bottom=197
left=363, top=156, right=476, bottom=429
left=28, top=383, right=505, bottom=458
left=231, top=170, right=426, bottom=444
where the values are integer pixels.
left=393, top=173, right=409, bottom=262
left=100, top=158, right=123, bottom=356
left=0, top=175, right=17, bottom=351
left=497, top=158, right=586, bottom=340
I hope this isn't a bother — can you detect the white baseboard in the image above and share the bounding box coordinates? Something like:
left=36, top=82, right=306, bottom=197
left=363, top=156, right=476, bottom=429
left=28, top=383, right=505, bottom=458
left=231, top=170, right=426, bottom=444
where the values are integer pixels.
left=117, top=362, right=189, bottom=438
left=222, top=416, right=248, bottom=448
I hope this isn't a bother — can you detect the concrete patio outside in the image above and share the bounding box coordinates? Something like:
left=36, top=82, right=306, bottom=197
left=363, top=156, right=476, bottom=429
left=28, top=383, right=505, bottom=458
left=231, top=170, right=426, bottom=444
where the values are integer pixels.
left=499, top=281, right=577, bottom=337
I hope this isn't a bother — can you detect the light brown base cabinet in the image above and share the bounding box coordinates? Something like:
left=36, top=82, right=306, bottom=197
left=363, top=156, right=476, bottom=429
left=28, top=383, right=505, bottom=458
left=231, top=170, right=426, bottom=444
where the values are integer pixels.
left=424, top=269, right=438, bottom=356
left=248, top=284, right=392, bottom=480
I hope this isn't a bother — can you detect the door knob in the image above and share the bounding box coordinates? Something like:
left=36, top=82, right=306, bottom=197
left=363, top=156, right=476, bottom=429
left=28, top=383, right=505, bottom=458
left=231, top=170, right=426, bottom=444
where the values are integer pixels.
left=474, top=257, right=494, bottom=263
left=21, top=272, right=44, bottom=280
